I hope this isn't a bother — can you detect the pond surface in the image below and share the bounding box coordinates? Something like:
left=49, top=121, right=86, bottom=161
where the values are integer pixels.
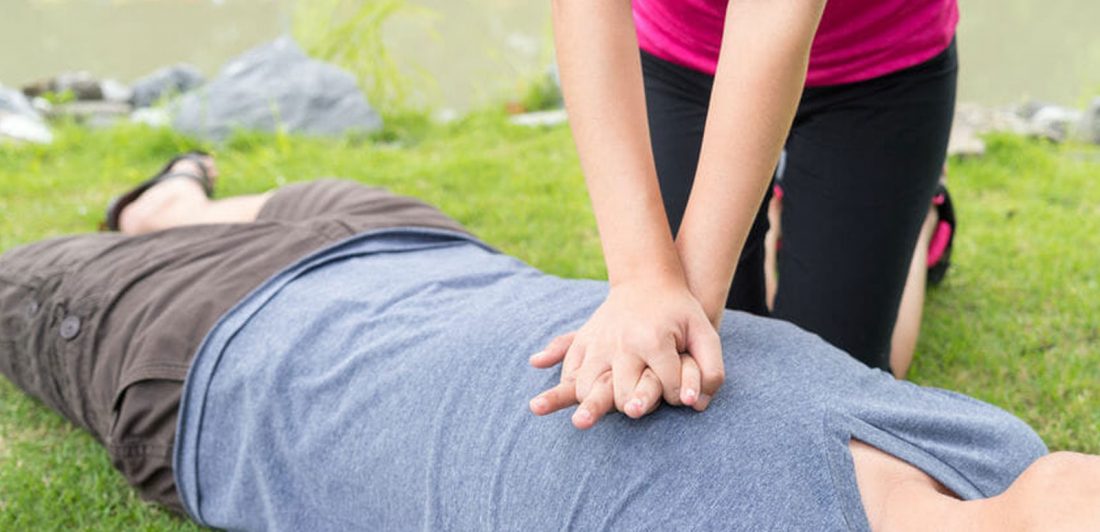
left=2, top=0, right=1098, bottom=110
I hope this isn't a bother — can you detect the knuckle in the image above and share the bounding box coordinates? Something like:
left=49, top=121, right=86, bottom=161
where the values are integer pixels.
left=702, top=370, right=726, bottom=391
left=551, top=334, right=573, bottom=351
left=596, top=371, right=613, bottom=386
left=713, top=367, right=727, bottom=383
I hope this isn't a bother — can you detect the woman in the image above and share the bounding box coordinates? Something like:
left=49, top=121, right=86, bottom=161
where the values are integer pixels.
left=540, top=0, right=958, bottom=418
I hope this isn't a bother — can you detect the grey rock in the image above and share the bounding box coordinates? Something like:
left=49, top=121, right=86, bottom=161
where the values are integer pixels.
left=131, top=106, right=172, bottom=128
left=1084, top=97, right=1100, bottom=145
left=173, top=38, right=382, bottom=141
left=1022, top=102, right=1081, bottom=143
left=0, top=84, right=40, bottom=119
left=100, top=79, right=134, bottom=104
left=0, top=85, right=52, bottom=144
left=23, top=71, right=104, bottom=100
left=947, top=122, right=985, bottom=157
left=55, top=71, right=103, bottom=100
left=30, top=96, right=52, bottom=115
left=130, top=64, right=205, bottom=108
left=1016, top=100, right=1051, bottom=120
left=955, top=102, right=1030, bottom=136
left=0, top=113, right=53, bottom=144
left=509, top=109, right=567, bottom=128
left=50, top=101, right=133, bottom=129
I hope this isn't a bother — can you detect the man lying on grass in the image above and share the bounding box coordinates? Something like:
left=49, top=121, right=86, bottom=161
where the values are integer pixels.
left=1, top=154, right=1097, bottom=530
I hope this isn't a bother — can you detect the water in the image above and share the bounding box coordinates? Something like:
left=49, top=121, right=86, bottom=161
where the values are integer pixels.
left=1, top=0, right=1097, bottom=110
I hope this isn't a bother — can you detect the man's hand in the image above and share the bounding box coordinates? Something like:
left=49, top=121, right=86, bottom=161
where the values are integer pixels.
left=527, top=280, right=724, bottom=429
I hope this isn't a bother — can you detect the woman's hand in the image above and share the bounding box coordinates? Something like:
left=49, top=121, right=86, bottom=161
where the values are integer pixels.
left=528, top=279, right=724, bottom=429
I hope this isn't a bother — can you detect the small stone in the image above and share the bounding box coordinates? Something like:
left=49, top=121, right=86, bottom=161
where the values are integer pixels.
left=509, top=109, right=568, bottom=128
left=947, top=122, right=985, bottom=157
left=130, top=64, right=205, bottom=108
left=0, top=85, right=40, bottom=118
left=0, top=84, right=52, bottom=144
left=100, top=79, right=133, bottom=104
left=49, top=101, right=133, bottom=129
left=23, top=71, right=106, bottom=101
left=0, top=113, right=54, bottom=144
left=131, top=107, right=171, bottom=128
left=30, top=96, right=52, bottom=115
left=1084, top=97, right=1100, bottom=145
left=1027, top=104, right=1081, bottom=143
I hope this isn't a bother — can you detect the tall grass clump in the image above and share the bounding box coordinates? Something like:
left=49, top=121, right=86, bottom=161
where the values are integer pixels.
left=293, top=0, right=432, bottom=114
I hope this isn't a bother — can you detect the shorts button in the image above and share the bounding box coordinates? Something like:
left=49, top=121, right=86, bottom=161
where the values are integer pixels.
left=59, top=316, right=81, bottom=340
left=25, top=301, right=39, bottom=317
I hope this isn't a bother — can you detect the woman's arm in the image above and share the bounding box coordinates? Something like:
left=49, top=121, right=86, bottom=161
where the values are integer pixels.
left=676, top=0, right=826, bottom=323
left=551, top=0, right=679, bottom=289
left=530, top=0, right=724, bottom=425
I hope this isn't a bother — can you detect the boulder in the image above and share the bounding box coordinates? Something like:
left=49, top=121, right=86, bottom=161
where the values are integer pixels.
left=173, top=38, right=382, bottom=141
left=130, top=64, right=205, bottom=108
left=0, top=85, right=52, bottom=144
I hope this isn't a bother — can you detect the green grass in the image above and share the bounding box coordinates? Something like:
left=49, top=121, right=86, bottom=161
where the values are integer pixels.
left=1, top=116, right=1098, bottom=527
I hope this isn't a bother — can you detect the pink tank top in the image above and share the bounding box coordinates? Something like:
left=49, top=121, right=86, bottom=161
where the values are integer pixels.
left=634, top=0, right=958, bottom=86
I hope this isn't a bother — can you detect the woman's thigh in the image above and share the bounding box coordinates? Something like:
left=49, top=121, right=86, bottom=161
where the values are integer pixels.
left=774, top=43, right=958, bottom=369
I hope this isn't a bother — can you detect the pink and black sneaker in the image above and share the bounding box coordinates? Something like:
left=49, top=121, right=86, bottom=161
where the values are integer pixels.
left=926, top=183, right=956, bottom=286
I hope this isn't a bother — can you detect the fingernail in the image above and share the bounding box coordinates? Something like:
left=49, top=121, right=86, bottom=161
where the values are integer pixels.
left=528, top=351, right=544, bottom=363
left=574, top=408, right=592, bottom=424
left=683, top=388, right=698, bottom=403
left=530, top=396, right=547, bottom=411
left=628, top=398, right=644, bottom=415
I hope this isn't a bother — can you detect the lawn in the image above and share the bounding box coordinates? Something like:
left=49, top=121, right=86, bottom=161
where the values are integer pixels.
left=0, top=113, right=1098, bottom=528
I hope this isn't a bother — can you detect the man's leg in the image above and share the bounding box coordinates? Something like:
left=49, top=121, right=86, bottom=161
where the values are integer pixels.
left=1, top=165, right=468, bottom=513
left=118, top=156, right=272, bottom=234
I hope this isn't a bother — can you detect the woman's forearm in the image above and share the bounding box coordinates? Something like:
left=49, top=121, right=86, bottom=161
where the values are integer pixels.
left=552, top=0, right=684, bottom=287
left=676, top=0, right=826, bottom=322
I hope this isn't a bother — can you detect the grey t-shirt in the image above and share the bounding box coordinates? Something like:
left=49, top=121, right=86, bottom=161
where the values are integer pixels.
left=174, top=229, right=1047, bottom=531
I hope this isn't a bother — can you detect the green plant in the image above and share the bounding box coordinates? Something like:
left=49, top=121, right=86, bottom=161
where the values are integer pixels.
left=40, top=89, right=76, bottom=106
left=518, top=70, right=562, bottom=113
left=293, top=0, right=433, bottom=114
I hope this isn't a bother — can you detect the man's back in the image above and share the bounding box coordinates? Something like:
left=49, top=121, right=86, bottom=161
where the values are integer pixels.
left=175, top=229, right=1045, bottom=530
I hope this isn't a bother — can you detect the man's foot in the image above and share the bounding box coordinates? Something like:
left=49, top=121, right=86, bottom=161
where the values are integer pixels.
left=113, top=154, right=218, bottom=235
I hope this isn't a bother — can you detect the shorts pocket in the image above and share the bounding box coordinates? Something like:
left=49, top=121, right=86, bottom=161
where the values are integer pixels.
left=107, top=378, right=187, bottom=514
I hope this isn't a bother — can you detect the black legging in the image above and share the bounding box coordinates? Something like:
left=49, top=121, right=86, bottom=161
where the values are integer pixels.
left=641, top=41, right=958, bottom=370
